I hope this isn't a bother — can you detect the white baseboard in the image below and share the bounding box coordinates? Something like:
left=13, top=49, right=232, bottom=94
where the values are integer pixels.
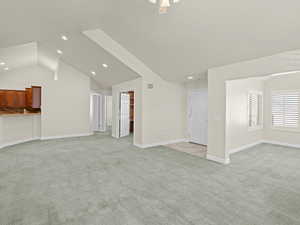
left=134, top=143, right=144, bottom=148
left=262, top=140, right=300, bottom=149
left=134, top=138, right=188, bottom=149
left=207, top=154, right=230, bottom=165
left=0, top=133, right=94, bottom=149
left=229, top=141, right=263, bottom=155
left=41, top=132, right=94, bottom=140
left=0, top=137, right=40, bottom=149
left=228, top=139, right=300, bottom=156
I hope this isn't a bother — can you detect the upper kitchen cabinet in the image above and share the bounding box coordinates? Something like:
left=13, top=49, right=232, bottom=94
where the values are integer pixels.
left=0, top=86, right=41, bottom=114
left=26, top=86, right=41, bottom=110
left=0, top=90, right=26, bottom=109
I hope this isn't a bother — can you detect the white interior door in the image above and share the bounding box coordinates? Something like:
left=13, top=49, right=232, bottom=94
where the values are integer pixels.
left=188, top=90, right=208, bottom=145
left=119, top=93, right=130, bottom=137
left=92, top=94, right=105, bottom=132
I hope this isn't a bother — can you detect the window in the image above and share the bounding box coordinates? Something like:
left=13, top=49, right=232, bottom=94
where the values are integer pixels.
left=272, top=91, right=299, bottom=128
left=248, top=91, right=263, bottom=129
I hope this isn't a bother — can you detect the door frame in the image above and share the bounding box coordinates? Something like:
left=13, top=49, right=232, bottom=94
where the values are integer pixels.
left=115, top=90, right=135, bottom=139
left=119, top=92, right=130, bottom=138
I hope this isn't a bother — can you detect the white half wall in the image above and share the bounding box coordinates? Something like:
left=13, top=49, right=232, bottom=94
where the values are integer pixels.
left=0, top=114, right=41, bottom=148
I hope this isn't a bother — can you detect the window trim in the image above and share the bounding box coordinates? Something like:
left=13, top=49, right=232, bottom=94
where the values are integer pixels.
left=248, top=90, right=264, bottom=131
left=271, top=90, right=300, bottom=132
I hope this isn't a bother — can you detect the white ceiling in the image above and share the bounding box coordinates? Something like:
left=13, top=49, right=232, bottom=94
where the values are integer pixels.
left=1, top=0, right=300, bottom=82
left=0, top=43, right=37, bottom=72
left=38, top=33, right=140, bottom=87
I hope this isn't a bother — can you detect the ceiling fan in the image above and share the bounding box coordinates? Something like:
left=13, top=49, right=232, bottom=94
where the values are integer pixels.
left=149, top=0, right=181, bottom=14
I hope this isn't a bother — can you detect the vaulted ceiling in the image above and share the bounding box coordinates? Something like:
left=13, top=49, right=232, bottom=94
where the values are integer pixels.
left=1, top=0, right=300, bottom=84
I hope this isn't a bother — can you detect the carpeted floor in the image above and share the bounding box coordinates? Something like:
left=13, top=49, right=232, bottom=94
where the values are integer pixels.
left=0, top=133, right=300, bottom=225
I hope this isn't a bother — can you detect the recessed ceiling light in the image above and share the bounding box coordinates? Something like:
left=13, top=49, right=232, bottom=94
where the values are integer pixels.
left=56, top=49, right=63, bottom=55
left=4, top=67, right=9, bottom=71
left=61, top=35, right=68, bottom=41
left=187, top=76, right=193, bottom=80
left=91, top=71, right=96, bottom=76
left=0, top=62, right=5, bottom=66
left=102, top=63, right=108, bottom=68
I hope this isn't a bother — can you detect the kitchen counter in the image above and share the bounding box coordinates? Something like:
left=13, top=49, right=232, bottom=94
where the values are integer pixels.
left=0, top=111, right=41, bottom=116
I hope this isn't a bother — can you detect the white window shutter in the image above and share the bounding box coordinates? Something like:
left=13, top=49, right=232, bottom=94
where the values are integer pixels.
left=272, top=92, right=299, bottom=128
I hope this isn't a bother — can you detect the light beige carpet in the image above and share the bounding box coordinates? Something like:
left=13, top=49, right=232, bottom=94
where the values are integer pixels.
left=165, top=142, right=207, bottom=158
left=1, top=133, right=300, bottom=225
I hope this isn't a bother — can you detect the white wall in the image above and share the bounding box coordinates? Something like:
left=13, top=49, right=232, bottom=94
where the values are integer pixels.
left=264, top=73, right=300, bottom=146
left=141, top=77, right=187, bottom=146
left=185, top=79, right=208, bottom=91
left=226, top=78, right=264, bottom=152
left=43, top=62, right=91, bottom=138
left=0, top=62, right=92, bottom=140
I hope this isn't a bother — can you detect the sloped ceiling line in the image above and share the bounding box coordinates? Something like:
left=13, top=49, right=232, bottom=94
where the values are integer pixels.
left=83, top=29, right=163, bottom=82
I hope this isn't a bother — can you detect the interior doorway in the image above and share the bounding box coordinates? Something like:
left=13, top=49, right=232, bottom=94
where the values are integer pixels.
left=105, top=95, right=113, bottom=131
left=91, top=93, right=106, bottom=132
left=119, top=91, right=134, bottom=138
left=166, top=89, right=208, bottom=158
left=188, top=90, right=208, bottom=145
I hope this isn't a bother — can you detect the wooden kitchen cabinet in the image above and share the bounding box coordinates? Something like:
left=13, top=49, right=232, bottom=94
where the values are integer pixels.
left=26, top=86, right=41, bottom=110
left=0, top=90, right=25, bottom=109
left=0, top=90, right=6, bottom=107
left=5, top=90, right=15, bottom=108
left=0, top=86, right=41, bottom=114
left=16, top=91, right=26, bottom=108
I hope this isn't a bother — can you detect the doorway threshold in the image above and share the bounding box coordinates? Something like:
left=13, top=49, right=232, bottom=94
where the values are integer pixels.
left=165, top=142, right=207, bottom=158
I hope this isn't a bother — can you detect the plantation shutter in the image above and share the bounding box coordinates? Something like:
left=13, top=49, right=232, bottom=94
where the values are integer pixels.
left=272, top=92, right=299, bottom=128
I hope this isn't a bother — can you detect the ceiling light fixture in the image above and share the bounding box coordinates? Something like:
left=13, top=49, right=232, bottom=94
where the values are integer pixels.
left=187, top=76, right=193, bottom=80
left=56, top=49, right=63, bottom=55
left=0, top=62, right=5, bottom=66
left=61, top=35, right=68, bottom=41
left=91, top=71, right=96, bottom=76
left=102, top=63, right=108, bottom=68
left=4, top=67, right=9, bottom=71
left=149, top=0, right=181, bottom=14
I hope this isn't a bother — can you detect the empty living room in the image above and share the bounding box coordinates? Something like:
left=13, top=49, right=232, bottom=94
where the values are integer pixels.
left=1, top=1, right=300, bottom=224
